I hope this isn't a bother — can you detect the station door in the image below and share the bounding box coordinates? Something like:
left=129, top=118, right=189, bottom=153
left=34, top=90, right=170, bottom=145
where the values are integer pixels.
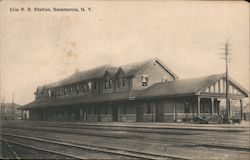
left=73, top=108, right=80, bottom=120
left=136, top=107, right=143, bottom=122
left=156, top=103, right=164, bottom=122
left=112, top=106, right=118, bottom=121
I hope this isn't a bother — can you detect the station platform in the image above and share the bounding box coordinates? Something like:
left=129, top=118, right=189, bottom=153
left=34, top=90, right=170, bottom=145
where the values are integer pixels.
left=3, top=120, right=249, bottom=132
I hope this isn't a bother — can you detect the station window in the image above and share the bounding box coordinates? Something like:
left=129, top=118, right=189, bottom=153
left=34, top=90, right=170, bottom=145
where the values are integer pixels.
left=64, top=88, right=66, bottom=95
left=118, top=77, right=122, bottom=88
left=57, top=90, right=61, bottom=96
left=88, top=82, right=92, bottom=90
left=93, top=82, right=97, bottom=90
left=83, top=85, right=87, bottom=92
left=104, top=80, right=108, bottom=89
left=162, top=76, right=168, bottom=82
left=122, top=77, right=126, bottom=87
left=142, top=75, right=149, bottom=87
left=48, top=90, right=51, bottom=97
left=79, top=85, right=83, bottom=93
left=109, top=80, right=112, bottom=89
left=76, top=85, right=80, bottom=93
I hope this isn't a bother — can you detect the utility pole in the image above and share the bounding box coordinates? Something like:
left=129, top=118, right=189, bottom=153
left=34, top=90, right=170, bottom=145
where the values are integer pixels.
left=220, top=40, right=232, bottom=121
left=2, top=94, right=5, bottom=120
left=225, top=41, right=230, bottom=120
left=12, top=92, right=15, bottom=120
left=0, top=98, right=3, bottom=119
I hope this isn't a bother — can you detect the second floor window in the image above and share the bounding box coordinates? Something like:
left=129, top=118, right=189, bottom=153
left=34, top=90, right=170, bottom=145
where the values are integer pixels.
left=76, top=85, right=80, bottom=93
left=162, top=76, right=168, bottom=82
left=109, top=80, right=112, bottom=89
left=142, top=75, right=148, bottom=87
left=64, top=88, right=66, bottom=95
left=104, top=79, right=112, bottom=89
left=118, top=77, right=122, bottom=88
left=93, top=82, right=97, bottom=90
left=88, top=82, right=92, bottom=90
left=48, top=90, right=51, bottom=97
left=122, top=77, right=126, bottom=87
left=83, top=85, right=87, bottom=92
left=105, top=80, right=109, bottom=89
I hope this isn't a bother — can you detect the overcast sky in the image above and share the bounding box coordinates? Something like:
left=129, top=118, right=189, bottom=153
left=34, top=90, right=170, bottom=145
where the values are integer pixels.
left=1, top=1, right=249, bottom=105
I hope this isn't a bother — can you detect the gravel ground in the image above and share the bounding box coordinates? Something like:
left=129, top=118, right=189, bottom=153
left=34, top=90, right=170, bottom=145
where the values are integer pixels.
left=1, top=124, right=250, bottom=160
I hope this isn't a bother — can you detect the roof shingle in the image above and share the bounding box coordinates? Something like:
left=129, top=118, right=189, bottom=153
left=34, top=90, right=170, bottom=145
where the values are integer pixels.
left=134, top=74, right=225, bottom=98
left=42, top=58, right=160, bottom=89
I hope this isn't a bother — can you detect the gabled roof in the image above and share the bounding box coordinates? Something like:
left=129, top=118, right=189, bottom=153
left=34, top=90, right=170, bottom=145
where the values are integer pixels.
left=40, top=58, right=178, bottom=89
left=122, top=58, right=178, bottom=79
left=122, top=58, right=155, bottom=76
left=135, top=74, right=249, bottom=98
left=22, top=74, right=249, bottom=109
left=44, top=65, right=118, bottom=89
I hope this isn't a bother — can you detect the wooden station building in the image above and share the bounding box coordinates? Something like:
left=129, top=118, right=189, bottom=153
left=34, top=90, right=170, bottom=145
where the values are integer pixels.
left=22, top=58, right=249, bottom=122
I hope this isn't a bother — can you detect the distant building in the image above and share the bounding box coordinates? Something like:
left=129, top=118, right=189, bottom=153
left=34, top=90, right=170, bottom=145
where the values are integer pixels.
left=21, top=58, right=248, bottom=122
left=0, top=103, right=22, bottom=120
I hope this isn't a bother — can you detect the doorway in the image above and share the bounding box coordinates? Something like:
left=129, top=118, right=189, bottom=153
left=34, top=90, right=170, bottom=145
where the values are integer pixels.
left=112, top=106, right=118, bottom=121
left=136, top=107, right=143, bottom=122
left=156, top=102, right=164, bottom=122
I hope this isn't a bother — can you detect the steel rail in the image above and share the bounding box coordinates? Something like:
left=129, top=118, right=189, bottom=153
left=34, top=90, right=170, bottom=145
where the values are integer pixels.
left=0, top=138, right=20, bottom=159
left=2, top=139, right=87, bottom=159
left=2, top=125, right=249, bottom=152
left=1, top=132, right=189, bottom=160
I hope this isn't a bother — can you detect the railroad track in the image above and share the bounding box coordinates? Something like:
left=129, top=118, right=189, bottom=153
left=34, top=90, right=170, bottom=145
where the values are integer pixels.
left=2, top=125, right=249, bottom=152
left=1, top=138, right=84, bottom=159
left=1, top=132, right=189, bottom=160
left=0, top=138, right=20, bottom=159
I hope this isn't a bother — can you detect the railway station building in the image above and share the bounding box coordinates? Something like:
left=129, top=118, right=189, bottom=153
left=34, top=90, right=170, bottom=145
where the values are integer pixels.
left=22, top=58, right=249, bottom=122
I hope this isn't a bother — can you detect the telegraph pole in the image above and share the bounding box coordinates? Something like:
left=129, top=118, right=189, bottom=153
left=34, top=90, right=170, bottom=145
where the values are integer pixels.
left=0, top=98, right=3, bottom=119
left=12, top=92, right=15, bottom=120
left=220, top=40, right=232, bottom=121
left=225, top=41, right=230, bottom=120
left=2, top=94, right=5, bottom=120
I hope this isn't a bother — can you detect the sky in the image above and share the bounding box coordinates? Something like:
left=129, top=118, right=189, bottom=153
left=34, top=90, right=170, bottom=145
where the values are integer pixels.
left=0, top=1, right=249, bottom=105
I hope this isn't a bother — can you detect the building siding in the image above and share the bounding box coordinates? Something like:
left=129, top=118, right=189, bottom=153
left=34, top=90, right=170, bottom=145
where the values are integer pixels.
left=132, top=61, right=175, bottom=90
